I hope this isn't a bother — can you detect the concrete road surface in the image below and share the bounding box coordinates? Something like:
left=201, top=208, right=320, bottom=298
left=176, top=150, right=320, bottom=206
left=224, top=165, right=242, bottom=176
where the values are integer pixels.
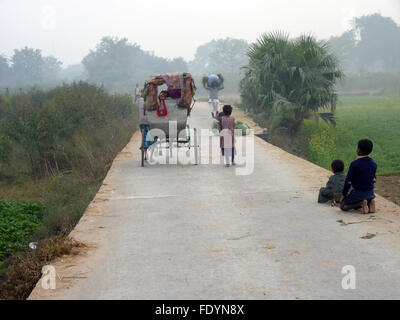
left=30, top=102, right=400, bottom=300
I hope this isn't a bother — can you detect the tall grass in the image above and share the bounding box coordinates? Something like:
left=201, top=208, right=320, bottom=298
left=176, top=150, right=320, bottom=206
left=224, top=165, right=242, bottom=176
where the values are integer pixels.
left=0, top=82, right=138, bottom=298
left=0, top=82, right=138, bottom=237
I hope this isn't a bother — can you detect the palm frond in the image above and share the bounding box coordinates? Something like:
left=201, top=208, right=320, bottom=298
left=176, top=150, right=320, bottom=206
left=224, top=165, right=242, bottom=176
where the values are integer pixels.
left=316, top=112, right=337, bottom=127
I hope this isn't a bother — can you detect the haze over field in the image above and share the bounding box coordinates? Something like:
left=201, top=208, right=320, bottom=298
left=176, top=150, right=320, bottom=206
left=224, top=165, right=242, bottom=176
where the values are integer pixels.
left=1, top=0, right=399, bottom=66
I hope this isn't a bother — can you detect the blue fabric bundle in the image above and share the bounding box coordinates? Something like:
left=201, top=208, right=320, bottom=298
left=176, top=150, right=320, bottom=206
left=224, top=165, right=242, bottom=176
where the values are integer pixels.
left=207, top=74, right=221, bottom=87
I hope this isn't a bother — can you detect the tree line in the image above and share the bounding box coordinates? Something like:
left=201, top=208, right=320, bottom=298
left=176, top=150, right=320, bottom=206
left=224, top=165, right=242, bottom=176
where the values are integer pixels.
left=0, top=36, right=249, bottom=93
left=0, top=13, right=398, bottom=94
left=0, top=48, right=62, bottom=89
left=329, top=13, right=400, bottom=74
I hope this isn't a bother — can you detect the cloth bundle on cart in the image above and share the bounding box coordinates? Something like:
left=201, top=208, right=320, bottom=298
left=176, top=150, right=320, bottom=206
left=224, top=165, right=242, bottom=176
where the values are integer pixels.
left=143, top=73, right=196, bottom=111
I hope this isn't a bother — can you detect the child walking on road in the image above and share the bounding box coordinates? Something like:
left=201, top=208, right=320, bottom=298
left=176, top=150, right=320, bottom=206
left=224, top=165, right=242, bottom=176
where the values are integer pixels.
left=340, top=139, right=377, bottom=214
left=219, top=105, right=235, bottom=167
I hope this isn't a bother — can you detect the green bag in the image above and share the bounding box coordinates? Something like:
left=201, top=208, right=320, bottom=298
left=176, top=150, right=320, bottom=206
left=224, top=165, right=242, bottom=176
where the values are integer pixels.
left=213, top=120, right=250, bottom=136
left=235, top=121, right=250, bottom=136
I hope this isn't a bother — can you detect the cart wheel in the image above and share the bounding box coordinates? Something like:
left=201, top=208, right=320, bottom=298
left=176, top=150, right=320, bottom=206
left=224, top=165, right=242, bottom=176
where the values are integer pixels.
left=187, top=124, right=191, bottom=150
left=194, top=128, right=199, bottom=165
left=141, top=130, right=146, bottom=167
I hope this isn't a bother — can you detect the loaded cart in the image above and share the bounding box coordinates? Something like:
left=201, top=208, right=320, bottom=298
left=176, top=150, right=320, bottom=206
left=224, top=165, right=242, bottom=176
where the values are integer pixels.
left=139, top=73, right=199, bottom=167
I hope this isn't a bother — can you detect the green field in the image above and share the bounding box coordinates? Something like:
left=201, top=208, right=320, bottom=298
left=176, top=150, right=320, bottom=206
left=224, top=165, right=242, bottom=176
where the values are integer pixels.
left=300, top=94, right=400, bottom=175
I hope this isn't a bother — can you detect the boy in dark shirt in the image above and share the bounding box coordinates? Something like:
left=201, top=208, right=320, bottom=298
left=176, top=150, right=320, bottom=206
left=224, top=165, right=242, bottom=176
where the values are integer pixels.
left=318, top=159, right=346, bottom=204
left=340, top=139, right=377, bottom=214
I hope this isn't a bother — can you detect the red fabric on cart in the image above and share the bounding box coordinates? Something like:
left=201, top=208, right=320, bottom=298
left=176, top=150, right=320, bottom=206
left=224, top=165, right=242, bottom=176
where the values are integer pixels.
left=157, top=98, right=168, bottom=117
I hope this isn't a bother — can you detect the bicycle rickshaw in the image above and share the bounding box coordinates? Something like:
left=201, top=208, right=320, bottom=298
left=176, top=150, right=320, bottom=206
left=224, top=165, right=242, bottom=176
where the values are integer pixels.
left=140, top=73, right=199, bottom=167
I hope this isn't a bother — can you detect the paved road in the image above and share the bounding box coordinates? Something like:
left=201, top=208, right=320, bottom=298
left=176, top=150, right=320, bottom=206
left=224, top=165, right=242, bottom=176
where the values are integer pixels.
left=30, top=102, right=400, bottom=299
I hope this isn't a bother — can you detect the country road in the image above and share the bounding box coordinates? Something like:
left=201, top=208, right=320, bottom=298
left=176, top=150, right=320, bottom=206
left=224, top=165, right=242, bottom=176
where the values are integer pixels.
left=30, top=102, right=400, bottom=300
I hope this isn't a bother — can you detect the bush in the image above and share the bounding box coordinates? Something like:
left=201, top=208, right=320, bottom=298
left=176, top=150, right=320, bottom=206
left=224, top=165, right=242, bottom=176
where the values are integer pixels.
left=0, top=234, right=84, bottom=300
left=0, top=134, right=12, bottom=163
left=303, top=121, right=338, bottom=170
left=240, top=32, right=343, bottom=135
left=0, top=81, right=136, bottom=178
left=0, top=82, right=138, bottom=298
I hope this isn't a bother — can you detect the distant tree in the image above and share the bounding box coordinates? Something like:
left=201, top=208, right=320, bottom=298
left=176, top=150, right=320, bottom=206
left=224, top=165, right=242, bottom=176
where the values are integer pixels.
left=9, top=47, right=62, bottom=86
left=144, top=54, right=170, bottom=75
left=329, top=13, right=400, bottom=74
left=0, top=55, right=10, bottom=85
left=210, top=38, right=249, bottom=74
left=328, top=31, right=357, bottom=73
left=60, top=64, right=86, bottom=82
left=241, top=32, right=343, bottom=135
left=353, top=13, right=400, bottom=72
left=82, top=36, right=188, bottom=87
left=11, top=47, right=45, bottom=85
left=82, top=37, right=142, bottom=84
left=189, top=40, right=217, bottom=75
left=167, top=57, right=188, bottom=73
left=189, top=38, right=248, bottom=75
left=42, top=56, right=62, bottom=81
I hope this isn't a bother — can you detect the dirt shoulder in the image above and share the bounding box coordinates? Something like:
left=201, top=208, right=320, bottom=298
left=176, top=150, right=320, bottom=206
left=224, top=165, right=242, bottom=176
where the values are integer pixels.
left=232, top=105, right=264, bottom=135
left=375, top=176, right=400, bottom=206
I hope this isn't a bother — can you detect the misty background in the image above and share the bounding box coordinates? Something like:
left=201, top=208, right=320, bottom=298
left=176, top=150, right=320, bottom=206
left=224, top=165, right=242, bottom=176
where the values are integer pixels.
left=1, top=0, right=400, bottom=95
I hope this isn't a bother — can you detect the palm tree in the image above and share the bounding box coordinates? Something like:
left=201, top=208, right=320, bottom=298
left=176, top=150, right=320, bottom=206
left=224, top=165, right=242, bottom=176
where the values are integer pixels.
left=240, top=32, right=343, bottom=135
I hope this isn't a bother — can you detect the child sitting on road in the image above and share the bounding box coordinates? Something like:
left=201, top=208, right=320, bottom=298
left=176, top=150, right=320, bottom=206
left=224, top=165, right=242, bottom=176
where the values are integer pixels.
left=219, top=105, right=235, bottom=167
left=318, top=159, right=346, bottom=204
left=340, top=139, right=377, bottom=214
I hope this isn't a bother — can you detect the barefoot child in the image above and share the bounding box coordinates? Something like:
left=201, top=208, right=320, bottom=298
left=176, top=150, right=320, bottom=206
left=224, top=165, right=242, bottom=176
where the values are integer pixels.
left=340, top=139, right=377, bottom=214
left=219, top=105, right=235, bottom=167
left=318, top=159, right=346, bottom=204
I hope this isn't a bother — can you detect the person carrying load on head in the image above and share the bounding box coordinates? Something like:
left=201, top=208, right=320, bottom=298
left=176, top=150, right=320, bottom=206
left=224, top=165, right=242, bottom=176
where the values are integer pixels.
left=134, top=83, right=141, bottom=102
left=205, top=74, right=224, bottom=118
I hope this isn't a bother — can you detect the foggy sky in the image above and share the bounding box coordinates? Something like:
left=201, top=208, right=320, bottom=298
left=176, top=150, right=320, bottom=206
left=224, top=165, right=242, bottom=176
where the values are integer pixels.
left=1, top=0, right=399, bottom=67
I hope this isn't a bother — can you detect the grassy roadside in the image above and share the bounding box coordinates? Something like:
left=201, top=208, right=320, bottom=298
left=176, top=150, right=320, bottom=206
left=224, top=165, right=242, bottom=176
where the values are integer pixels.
left=0, top=82, right=138, bottom=299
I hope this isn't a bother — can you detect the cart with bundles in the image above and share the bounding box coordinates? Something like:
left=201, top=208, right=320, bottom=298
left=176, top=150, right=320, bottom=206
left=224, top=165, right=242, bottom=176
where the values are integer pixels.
left=140, top=73, right=199, bottom=167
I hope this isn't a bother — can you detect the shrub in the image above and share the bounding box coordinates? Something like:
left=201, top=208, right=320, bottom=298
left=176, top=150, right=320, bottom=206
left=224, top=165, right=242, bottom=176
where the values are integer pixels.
left=240, top=32, right=343, bottom=135
left=0, top=201, right=44, bottom=263
left=0, top=82, right=138, bottom=298
left=0, top=81, right=136, bottom=178
left=0, top=234, right=84, bottom=300
left=0, top=134, right=12, bottom=163
left=306, top=122, right=338, bottom=170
